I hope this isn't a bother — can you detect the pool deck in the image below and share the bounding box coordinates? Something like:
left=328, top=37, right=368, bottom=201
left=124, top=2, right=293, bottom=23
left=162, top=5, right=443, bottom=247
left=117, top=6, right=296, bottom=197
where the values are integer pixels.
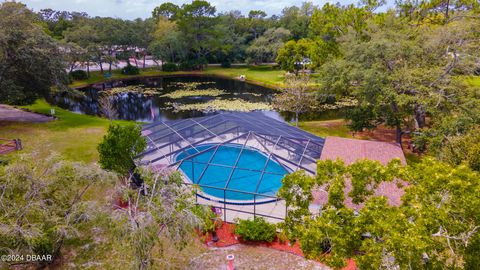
left=195, top=194, right=287, bottom=224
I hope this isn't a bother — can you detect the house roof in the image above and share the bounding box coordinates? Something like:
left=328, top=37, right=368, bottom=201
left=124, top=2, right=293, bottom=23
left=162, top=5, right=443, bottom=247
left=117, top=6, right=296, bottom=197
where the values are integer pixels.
left=314, top=136, right=407, bottom=211
left=320, top=136, right=406, bottom=165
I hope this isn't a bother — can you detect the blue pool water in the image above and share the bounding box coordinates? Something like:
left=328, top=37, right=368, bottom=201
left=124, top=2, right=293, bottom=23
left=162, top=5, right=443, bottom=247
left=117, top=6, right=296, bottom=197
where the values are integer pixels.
left=177, top=144, right=287, bottom=202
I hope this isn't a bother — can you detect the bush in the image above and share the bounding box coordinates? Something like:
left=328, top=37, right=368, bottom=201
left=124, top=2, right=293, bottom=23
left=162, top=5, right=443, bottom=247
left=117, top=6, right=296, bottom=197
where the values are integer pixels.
left=179, top=60, right=195, bottom=71
left=121, top=64, right=140, bottom=75
left=234, top=217, right=276, bottom=242
left=221, top=60, right=231, bottom=68
left=69, top=70, right=88, bottom=80
left=179, top=58, right=207, bottom=71
left=97, top=124, right=146, bottom=175
left=162, top=62, right=178, bottom=72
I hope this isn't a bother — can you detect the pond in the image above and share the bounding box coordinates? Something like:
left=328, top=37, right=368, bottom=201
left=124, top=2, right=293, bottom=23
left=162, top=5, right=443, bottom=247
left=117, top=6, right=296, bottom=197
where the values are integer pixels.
left=50, top=75, right=345, bottom=123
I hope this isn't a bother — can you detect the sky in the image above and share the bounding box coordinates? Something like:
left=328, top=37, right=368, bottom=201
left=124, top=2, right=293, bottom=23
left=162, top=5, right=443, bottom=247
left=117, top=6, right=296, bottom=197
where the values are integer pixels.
left=17, top=0, right=393, bottom=20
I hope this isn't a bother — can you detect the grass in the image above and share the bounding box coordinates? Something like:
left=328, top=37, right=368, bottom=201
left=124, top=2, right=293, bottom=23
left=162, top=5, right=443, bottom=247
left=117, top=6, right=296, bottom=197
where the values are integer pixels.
left=202, top=66, right=286, bottom=88
left=69, top=65, right=287, bottom=89
left=0, top=100, right=132, bottom=163
left=465, top=76, right=480, bottom=88
left=298, top=119, right=353, bottom=138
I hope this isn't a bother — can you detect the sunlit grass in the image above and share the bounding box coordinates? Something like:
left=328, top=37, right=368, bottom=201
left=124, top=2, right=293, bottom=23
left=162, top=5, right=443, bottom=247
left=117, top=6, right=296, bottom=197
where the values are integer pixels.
left=298, top=119, right=353, bottom=138
left=69, top=65, right=287, bottom=89
left=0, top=100, right=132, bottom=163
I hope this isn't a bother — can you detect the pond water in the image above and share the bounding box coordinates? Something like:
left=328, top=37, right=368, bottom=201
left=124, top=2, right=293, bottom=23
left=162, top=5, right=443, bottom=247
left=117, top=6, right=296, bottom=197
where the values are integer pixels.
left=50, top=75, right=345, bottom=123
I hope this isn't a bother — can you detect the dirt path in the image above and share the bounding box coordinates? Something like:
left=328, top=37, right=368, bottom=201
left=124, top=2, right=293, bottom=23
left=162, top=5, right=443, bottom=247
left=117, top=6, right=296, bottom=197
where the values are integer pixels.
left=0, top=105, right=53, bottom=122
left=188, top=244, right=330, bottom=270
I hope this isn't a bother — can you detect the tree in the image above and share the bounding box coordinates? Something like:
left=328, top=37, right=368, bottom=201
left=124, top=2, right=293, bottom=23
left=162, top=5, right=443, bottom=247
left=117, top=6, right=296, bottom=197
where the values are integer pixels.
left=149, top=16, right=186, bottom=63
left=276, top=39, right=312, bottom=72
left=279, top=2, right=316, bottom=40
left=246, top=27, right=291, bottom=64
left=279, top=158, right=480, bottom=269
left=97, top=124, right=146, bottom=175
left=273, top=73, right=315, bottom=126
left=175, top=0, right=219, bottom=66
left=111, top=168, right=200, bottom=270
left=152, top=2, right=180, bottom=20
left=0, top=153, right=115, bottom=268
left=0, top=2, right=67, bottom=105
left=396, top=0, right=479, bottom=23
left=318, top=12, right=480, bottom=144
left=248, top=10, right=268, bottom=39
left=63, top=23, right=99, bottom=76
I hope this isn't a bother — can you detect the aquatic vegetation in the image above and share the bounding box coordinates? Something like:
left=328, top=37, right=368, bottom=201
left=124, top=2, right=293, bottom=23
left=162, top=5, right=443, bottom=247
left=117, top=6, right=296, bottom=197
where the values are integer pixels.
left=161, top=88, right=226, bottom=99
left=169, top=82, right=215, bottom=89
left=100, top=85, right=161, bottom=96
left=165, top=99, right=272, bottom=112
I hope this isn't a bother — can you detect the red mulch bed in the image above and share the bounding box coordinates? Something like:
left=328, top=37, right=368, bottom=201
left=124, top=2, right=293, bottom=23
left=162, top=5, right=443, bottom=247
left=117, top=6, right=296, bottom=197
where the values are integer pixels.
left=202, top=222, right=358, bottom=270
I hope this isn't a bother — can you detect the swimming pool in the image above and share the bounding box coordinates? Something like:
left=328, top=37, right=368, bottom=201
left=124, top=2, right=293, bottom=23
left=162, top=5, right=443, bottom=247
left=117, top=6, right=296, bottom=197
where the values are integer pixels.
left=176, top=143, right=288, bottom=203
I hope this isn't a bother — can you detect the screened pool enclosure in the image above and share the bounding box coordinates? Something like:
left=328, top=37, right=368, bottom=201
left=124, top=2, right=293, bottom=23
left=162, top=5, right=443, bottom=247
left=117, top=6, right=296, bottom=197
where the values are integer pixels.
left=137, top=112, right=325, bottom=222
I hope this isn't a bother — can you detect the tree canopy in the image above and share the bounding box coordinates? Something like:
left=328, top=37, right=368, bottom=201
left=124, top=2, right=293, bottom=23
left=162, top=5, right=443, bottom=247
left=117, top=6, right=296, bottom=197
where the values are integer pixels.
left=279, top=158, right=480, bottom=269
left=0, top=2, right=67, bottom=105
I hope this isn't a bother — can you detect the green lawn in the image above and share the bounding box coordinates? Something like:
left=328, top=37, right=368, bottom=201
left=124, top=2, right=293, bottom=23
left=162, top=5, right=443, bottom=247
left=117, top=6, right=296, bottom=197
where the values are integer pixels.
left=69, top=65, right=287, bottom=89
left=298, top=119, right=353, bottom=138
left=0, top=100, right=132, bottom=163
left=202, top=66, right=286, bottom=88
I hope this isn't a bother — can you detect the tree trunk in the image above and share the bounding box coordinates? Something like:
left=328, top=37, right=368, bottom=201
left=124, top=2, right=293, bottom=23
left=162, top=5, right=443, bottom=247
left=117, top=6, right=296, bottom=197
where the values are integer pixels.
left=295, top=111, right=299, bottom=127
left=143, top=54, right=146, bottom=68
left=108, top=62, right=112, bottom=73
left=86, top=60, right=90, bottom=78
left=99, top=60, right=104, bottom=74
left=134, top=57, right=138, bottom=67
left=396, top=125, right=403, bottom=147
left=414, top=104, right=426, bottom=129
left=445, top=0, right=450, bottom=20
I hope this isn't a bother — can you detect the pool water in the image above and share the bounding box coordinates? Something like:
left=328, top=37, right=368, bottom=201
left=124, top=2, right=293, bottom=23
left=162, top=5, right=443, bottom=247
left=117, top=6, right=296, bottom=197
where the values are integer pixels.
left=177, top=144, right=287, bottom=202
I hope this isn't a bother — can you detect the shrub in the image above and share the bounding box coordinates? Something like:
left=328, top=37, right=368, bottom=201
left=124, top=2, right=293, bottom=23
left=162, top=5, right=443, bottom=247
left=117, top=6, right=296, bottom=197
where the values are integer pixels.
left=179, top=60, right=195, bottom=71
left=162, top=62, right=178, bottom=72
left=221, top=60, right=231, bottom=68
left=179, top=58, right=207, bottom=71
left=193, top=205, right=221, bottom=234
left=234, top=217, right=276, bottom=242
left=97, top=124, right=146, bottom=175
left=69, top=70, right=88, bottom=80
left=121, top=64, right=140, bottom=75
left=277, top=231, right=289, bottom=244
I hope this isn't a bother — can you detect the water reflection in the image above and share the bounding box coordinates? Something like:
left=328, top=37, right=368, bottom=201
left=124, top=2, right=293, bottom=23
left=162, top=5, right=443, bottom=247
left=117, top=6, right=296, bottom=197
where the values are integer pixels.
left=50, top=75, right=345, bottom=123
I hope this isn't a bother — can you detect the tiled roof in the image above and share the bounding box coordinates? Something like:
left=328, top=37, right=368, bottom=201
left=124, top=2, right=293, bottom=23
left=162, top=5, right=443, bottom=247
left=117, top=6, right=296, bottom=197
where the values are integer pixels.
left=320, top=136, right=406, bottom=166
left=313, top=137, right=407, bottom=210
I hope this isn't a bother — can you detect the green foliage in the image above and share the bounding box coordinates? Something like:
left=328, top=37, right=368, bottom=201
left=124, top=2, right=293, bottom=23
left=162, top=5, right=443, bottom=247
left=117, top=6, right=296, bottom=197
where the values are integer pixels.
left=273, top=73, right=316, bottom=126
left=246, top=28, right=291, bottom=64
left=97, top=124, right=146, bottom=175
left=235, top=217, right=276, bottom=242
left=318, top=12, right=480, bottom=144
left=279, top=158, right=480, bottom=269
left=111, top=168, right=199, bottom=270
left=121, top=64, right=140, bottom=75
left=0, top=2, right=67, bottom=105
left=69, top=70, right=88, bottom=80
left=276, top=39, right=312, bottom=72
left=162, top=62, right=179, bottom=72
left=0, top=153, right=115, bottom=265
left=192, top=205, right=221, bottom=234
left=179, top=58, right=207, bottom=71
left=220, top=60, right=231, bottom=68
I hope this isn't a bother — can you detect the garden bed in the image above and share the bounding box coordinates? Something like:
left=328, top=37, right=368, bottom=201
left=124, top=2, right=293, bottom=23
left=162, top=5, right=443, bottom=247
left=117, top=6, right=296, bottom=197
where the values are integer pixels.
left=202, top=221, right=358, bottom=270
